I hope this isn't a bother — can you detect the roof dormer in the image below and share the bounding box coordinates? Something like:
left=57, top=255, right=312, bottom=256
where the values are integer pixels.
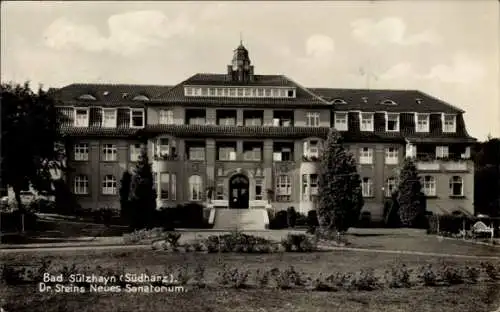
left=132, top=95, right=150, bottom=101
left=332, top=98, right=347, bottom=105
left=78, top=94, right=96, bottom=101
left=380, top=99, right=397, bottom=106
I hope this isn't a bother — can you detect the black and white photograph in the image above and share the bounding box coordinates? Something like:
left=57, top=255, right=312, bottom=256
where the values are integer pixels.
left=1, top=1, right=499, bottom=311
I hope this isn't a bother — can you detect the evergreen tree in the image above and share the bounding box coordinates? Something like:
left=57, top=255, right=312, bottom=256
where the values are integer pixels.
left=1, top=82, right=62, bottom=213
left=397, top=159, right=426, bottom=227
left=129, top=146, right=156, bottom=229
left=317, top=129, right=364, bottom=232
left=119, top=171, right=132, bottom=225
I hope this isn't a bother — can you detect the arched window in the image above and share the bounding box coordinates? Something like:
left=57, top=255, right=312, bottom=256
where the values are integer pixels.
left=422, top=176, right=436, bottom=196
left=189, top=175, right=203, bottom=201
left=449, top=176, right=463, bottom=196
left=74, top=175, right=89, bottom=194
left=385, top=177, right=397, bottom=197
left=102, top=175, right=117, bottom=195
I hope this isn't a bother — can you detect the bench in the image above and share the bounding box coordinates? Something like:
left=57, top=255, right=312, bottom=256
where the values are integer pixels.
left=471, top=221, right=494, bottom=239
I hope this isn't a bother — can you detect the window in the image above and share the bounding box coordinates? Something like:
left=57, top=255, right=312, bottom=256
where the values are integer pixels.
left=215, top=181, right=224, bottom=200
left=245, top=118, right=262, bottom=126
left=244, top=147, right=261, bottom=161
left=264, top=89, right=271, bottom=97
left=385, top=177, right=397, bottom=197
left=255, top=179, right=263, bottom=200
left=360, top=112, right=374, bottom=131
left=436, top=146, right=449, bottom=159
left=334, top=112, right=348, bottom=131
left=102, top=109, right=117, bottom=128
left=74, top=108, right=89, bottom=127
left=287, top=90, right=295, bottom=97
left=218, top=117, right=236, bottom=126
left=385, top=147, right=399, bottom=165
left=102, top=144, right=117, bottom=161
left=449, top=176, right=463, bottom=196
left=160, top=173, right=170, bottom=199
left=102, top=175, right=117, bottom=195
left=189, top=175, right=203, bottom=201
left=130, top=144, right=141, bottom=162
left=415, top=113, right=430, bottom=132
left=359, top=147, right=373, bottom=164
left=362, top=178, right=373, bottom=197
left=406, top=143, right=417, bottom=158
left=159, top=109, right=174, bottom=125
left=189, top=117, right=205, bottom=125
left=73, top=175, right=89, bottom=194
left=302, top=174, right=319, bottom=201
left=218, top=147, right=236, bottom=161
left=442, top=114, right=456, bottom=133
left=209, top=88, right=216, bottom=96
left=157, top=138, right=175, bottom=158
left=423, top=176, right=436, bottom=196
left=386, top=113, right=400, bottom=132
left=304, top=140, right=321, bottom=159
left=130, top=109, right=144, bottom=128
left=189, top=147, right=205, bottom=161
left=276, top=175, right=291, bottom=201
left=74, top=144, right=89, bottom=161
left=306, top=112, right=320, bottom=127
left=201, top=88, right=209, bottom=96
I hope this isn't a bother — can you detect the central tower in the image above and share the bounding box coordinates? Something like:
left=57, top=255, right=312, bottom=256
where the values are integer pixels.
left=227, top=41, right=255, bottom=82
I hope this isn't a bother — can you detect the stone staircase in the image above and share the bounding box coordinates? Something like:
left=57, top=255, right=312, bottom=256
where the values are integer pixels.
left=212, top=209, right=269, bottom=230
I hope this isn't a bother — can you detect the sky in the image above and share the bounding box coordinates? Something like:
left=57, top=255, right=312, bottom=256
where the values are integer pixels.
left=1, top=1, right=499, bottom=140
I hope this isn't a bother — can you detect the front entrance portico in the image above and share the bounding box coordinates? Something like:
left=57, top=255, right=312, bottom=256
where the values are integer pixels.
left=228, top=174, right=249, bottom=209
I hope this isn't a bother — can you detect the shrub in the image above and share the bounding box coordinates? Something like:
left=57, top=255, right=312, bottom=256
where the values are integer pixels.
left=216, top=265, right=249, bottom=289
left=296, top=212, right=307, bottom=226
left=270, top=266, right=307, bottom=289
left=385, top=264, right=412, bottom=288
left=417, top=264, right=438, bottom=286
left=204, top=232, right=273, bottom=253
left=481, top=262, right=499, bottom=281
left=306, top=210, right=319, bottom=234
left=311, top=273, right=338, bottom=291
left=28, top=198, right=55, bottom=213
left=354, top=268, right=380, bottom=291
left=270, top=210, right=288, bottom=229
left=253, top=269, right=270, bottom=288
left=287, top=206, right=297, bottom=228
left=439, top=264, right=464, bottom=285
left=281, top=233, right=317, bottom=252
left=464, top=266, right=480, bottom=283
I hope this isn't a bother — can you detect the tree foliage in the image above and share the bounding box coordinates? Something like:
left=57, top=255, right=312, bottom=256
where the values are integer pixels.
left=119, top=170, right=132, bottom=222
left=317, top=129, right=364, bottom=232
left=474, top=137, right=500, bottom=217
left=397, top=159, right=426, bottom=227
left=1, top=82, right=62, bottom=212
left=129, top=146, right=156, bottom=229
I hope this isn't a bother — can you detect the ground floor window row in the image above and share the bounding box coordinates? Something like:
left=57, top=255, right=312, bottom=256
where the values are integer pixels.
left=361, top=175, right=466, bottom=199
left=72, top=174, right=465, bottom=201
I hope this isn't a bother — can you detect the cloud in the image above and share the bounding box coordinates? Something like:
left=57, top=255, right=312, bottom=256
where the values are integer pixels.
left=43, top=10, right=195, bottom=56
left=305, top=34, right=335, bottom=58
left=424, top=53, right=485, bottom=83
left=379, top=53, right=485, bottom=84
left=351, top=17, right=440, bottom=46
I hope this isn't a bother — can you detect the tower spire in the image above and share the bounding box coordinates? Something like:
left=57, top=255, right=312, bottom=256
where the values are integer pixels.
left=239, top=32, right=243, bottom=45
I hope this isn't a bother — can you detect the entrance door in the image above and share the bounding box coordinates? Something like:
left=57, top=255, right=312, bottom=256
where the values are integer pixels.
left=229, top=174, right=249, bottom=209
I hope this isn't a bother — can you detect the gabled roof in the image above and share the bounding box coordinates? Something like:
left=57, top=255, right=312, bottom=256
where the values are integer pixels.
left=310, top=88, right=465, bottom=114
left=153, top=73, right=329, bottom=106
left=52, top=83, right=172, bottom=107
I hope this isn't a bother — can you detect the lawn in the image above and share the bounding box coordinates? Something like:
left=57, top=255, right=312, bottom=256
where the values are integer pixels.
left=1, top=245, right=500, bottom=312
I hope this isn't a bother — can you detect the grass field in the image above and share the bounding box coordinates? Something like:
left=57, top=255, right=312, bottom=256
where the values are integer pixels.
left=2, top=242, right=500, bottom=312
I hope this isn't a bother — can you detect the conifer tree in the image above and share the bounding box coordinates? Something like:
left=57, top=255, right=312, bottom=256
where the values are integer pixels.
left=397, top=159, right=426, bottom=227
left=129, top=146, right=156, bottom=229
left=317, top=129, right=364, bottom=232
